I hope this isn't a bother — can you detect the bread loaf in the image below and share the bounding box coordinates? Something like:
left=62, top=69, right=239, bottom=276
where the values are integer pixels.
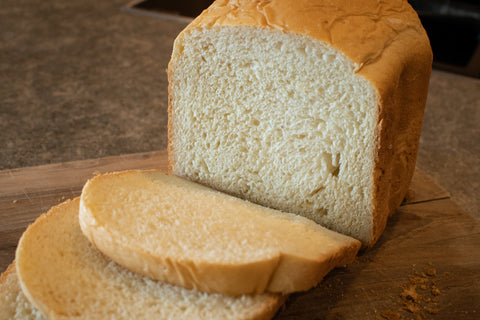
left=79, top=170, right=361, bottom=296
left=167, top=0, right=432, bottom=246
left=14, top=198, right=285, bottom=320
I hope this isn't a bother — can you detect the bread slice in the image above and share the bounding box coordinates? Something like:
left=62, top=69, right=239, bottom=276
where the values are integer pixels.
left=79, top=170, right=360, bottom=296
left=0, top=263, right=46, bottom=320
left=14, top=198, right=286, bottom=320
left=167, top=0, right=433, bottom=247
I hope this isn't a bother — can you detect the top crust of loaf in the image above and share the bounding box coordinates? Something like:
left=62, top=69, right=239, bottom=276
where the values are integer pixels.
left=177, top=0, right=431, bottom=73
left=168, top=0, right=432, bottom=247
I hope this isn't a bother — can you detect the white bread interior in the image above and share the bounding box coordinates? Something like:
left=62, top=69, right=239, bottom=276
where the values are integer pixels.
left=168, top=0, right=433, bottom=247
left=169, top=26, right=378, bottom=244
left=79, top=170, right=361, bottom=296
left=14, top=198, right=285, bottom=320
left=0, top=264, right=45, bottom=320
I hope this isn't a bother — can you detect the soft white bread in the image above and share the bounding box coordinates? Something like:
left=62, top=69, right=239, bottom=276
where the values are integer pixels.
left=0, top=263, right=46, bottom=320
left=15, top=198, right=285, bottom=320
left=79, top=170, right=361, bottom=296
left=167, top=0, right=433, bottom=247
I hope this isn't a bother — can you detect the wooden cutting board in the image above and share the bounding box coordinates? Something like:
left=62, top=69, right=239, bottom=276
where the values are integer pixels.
left=1, top=150, right=479, bottom=319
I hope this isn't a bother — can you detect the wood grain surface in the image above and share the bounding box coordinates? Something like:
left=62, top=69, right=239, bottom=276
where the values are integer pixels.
left=0, top=150, right=168, bottom=270
left=1, top=150, right=478, bottom=319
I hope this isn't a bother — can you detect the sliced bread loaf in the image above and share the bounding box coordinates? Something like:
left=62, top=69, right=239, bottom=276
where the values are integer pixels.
left=79, top=170, right=361, bottom=296
left=167, top=0, right=433, bottom=247
left=14, top=198, right=285, bottom=320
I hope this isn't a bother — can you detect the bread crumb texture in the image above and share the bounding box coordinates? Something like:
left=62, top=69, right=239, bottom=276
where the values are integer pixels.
left=170, top=26, right=377, bottom=243
left=0, top=264, right=46, bottom=320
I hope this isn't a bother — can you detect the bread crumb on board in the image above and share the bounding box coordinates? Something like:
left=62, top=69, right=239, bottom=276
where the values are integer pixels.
left=426, top=268, right=436, bottom=277
left=379, top=264, right=445, bottom=320
left=380, top=310, right=401, bottom=320
left=401, top=266, right=442, bottom=316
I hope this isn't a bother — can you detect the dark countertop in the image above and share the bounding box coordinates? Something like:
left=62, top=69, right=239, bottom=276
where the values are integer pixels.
left=1, top=0, right=185, bottom=166
left=1, top=0, right=479, bottom=220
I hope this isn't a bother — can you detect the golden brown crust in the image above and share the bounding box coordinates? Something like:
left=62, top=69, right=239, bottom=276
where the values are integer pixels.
left=167, top=0, right=432, bottom=247
left=167, top=62, right=175, bottom=173
left=0, top=262, right=16, bottom=285
left=178, top=0, right=429, bottom=72
left=254, top=294, right=288, bottom=320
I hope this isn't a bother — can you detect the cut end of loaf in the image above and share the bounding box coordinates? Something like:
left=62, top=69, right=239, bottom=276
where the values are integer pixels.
left=169, top=26, right=379, bottom=244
